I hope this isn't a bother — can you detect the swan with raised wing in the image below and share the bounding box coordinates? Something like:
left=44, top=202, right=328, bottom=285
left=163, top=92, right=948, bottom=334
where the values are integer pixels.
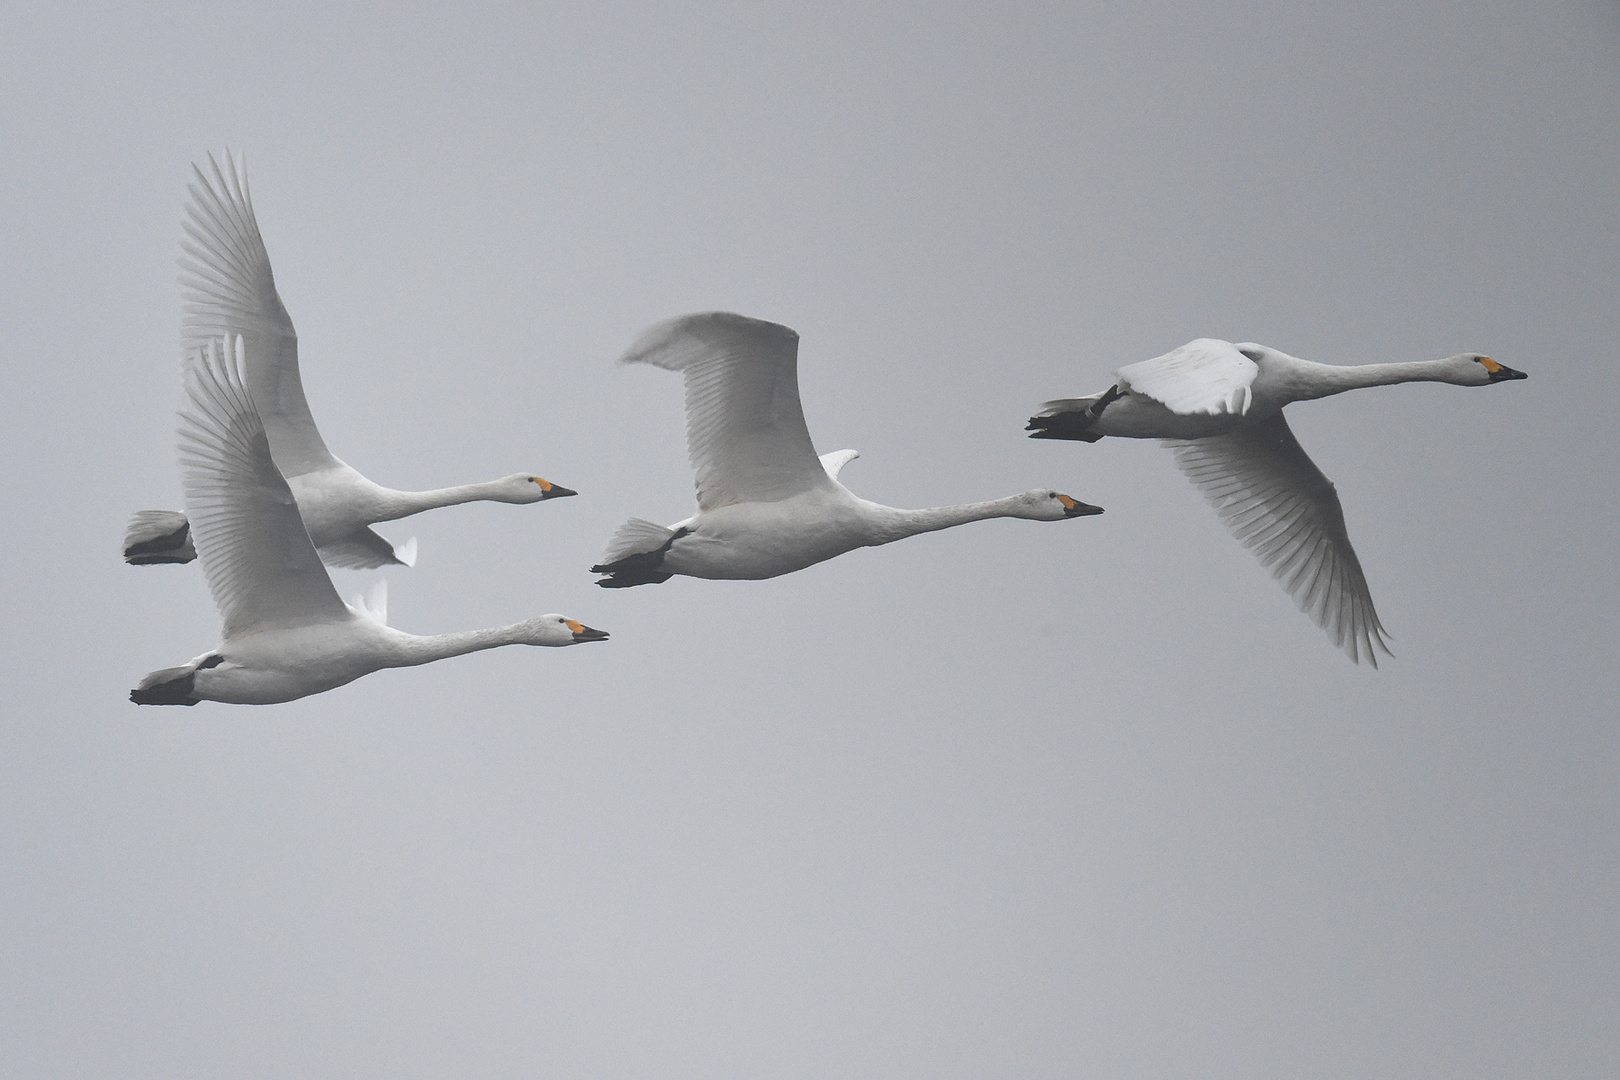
left=591, top=312, right=1102, bottom=588
left=1027, top=338, right=1528, bottom=665
left=123, top=152, right=575, bottom=570
left=131, top=335, right=607, bottom=707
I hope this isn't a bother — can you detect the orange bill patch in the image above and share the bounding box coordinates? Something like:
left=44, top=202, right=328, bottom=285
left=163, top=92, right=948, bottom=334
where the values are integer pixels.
left=566, top=620, right=584, bottom=634
left=1057, top=494, right=1077, bottom=510
left=1479, top=357, right=1502, bottom=373
left=534, top=477, right=553, bottom=491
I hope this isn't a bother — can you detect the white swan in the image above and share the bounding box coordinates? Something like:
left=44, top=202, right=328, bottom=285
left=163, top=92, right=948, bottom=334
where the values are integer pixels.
left=123, top=151, right=575, bottom=570
left=591, top=312, right=1102, bottom=587
left=1027, top=338, right=1528, bottom=665
left=131, top=334, right=607, bottom=707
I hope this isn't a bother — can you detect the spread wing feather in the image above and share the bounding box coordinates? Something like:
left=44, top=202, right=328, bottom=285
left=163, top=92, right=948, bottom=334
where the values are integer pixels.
left=177, top=335, right=348, bottom=638
left=1118, top=338, right=1258, bottom=416
left=1166, top=412, right=1391, bottom=665
left=620, top=312, right=830, bottom=511
left=179, top=151, right=338, bottom=478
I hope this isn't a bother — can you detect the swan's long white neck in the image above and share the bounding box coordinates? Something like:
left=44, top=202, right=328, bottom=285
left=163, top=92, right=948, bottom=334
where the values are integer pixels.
left=865, top=496, right=1029, bottom=545
left=387, top=623, right=535, bottom=667
left=1285, top=358, right=1469, bottom=401
left=373, top=480, right=517, bottom=521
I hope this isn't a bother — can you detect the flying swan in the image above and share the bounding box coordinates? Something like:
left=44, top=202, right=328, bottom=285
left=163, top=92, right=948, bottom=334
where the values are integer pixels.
left=122, top=152, right=575, bottom=570
left=130, top=334, right=607, bottom=706
left=591, top=312, right=1103, bottom=587
left=1026, top=338, right=1528, bottom=665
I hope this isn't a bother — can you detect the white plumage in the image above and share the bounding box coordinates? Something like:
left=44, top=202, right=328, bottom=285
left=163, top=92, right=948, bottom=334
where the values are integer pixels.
left=593, top=312, right=1103, bottom=588
left=125, top=151, right=576, bottom=570
left=1116, top=338, right=1257, bottom=417
left=619, top=313, right=824, bottom=511
left=1029, top=339, right=1528, bottom=665
left=130, top=334, right=607, bottom=707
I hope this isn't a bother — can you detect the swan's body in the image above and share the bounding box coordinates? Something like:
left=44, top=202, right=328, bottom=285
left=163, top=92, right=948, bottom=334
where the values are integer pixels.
left=592, top=313, right=1101, bottom=588
left=131, top=335, right=606, bottom=707
left=1028, top=338, right=1528, bottom=664
left=124, top=152, right=574, bottom=570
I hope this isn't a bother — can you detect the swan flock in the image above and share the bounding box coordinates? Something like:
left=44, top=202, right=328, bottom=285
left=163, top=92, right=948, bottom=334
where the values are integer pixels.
left=130, top=154, right=1527, bottom=703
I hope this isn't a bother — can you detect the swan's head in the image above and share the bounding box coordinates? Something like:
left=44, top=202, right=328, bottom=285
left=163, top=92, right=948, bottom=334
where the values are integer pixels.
left=522, top=614, right=610, bottom=646
left=1014, top=489, right=1105, bottom=521
left=496, top=474, right=578, bottom=503
left=1448, top=353, right=1528, bottom=386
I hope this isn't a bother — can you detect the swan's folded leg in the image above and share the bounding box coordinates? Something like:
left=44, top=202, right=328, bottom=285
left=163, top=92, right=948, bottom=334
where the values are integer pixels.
left=591, top=518, right=683, bottom=588
left=123, top=510, right=197, bottom=564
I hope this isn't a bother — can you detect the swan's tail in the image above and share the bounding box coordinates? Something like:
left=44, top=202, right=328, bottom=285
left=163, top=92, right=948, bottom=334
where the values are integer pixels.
left=590, top=518, right=681, bottom=588
left=130, top=664, right=203, bottom=706
left=1025, top=387, right=1122, bottom=443
left=123, top=510, right=197, bottom=564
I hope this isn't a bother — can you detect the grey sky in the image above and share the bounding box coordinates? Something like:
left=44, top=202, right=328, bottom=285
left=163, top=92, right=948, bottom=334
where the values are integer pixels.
left=2, top=2, right=1616, bottom=1076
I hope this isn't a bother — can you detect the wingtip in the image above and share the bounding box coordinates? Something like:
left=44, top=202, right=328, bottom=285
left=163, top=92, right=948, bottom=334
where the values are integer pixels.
left=393, top=537, right=418, bottom=567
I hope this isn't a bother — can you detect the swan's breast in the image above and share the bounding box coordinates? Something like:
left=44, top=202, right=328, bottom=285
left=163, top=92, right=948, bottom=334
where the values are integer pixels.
left=199, top=618, right=388, bottom=704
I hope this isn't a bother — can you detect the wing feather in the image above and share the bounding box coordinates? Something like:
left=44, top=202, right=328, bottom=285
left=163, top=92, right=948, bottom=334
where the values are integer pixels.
left=177, top=334, right=348, bottom=638
left=1118, top=338, right=1258, bottom=416
left=620, top=312, right=830, bottom=510
left=315, top=528, right=408, bottom=569
left=179, top=151, right=338, bottom=478
left=1166, top=412, right=1391, bottom=665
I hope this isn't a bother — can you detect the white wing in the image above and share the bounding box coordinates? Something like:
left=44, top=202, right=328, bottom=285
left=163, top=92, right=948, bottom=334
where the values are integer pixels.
left=1118, top=338, right=1258, bottom=416
left=177, top=334, right=349, bottom=639
left=620, top=312, right=831, bottom=511
left=179, top=151, right=339, bottom=479
left=1166, top=412, right=1392, bottom=666
left=819, top=448, right=859, bottom=481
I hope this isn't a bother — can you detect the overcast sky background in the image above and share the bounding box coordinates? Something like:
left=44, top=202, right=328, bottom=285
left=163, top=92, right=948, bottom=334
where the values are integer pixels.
left=2, top=2, right=1616, bottom=1077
